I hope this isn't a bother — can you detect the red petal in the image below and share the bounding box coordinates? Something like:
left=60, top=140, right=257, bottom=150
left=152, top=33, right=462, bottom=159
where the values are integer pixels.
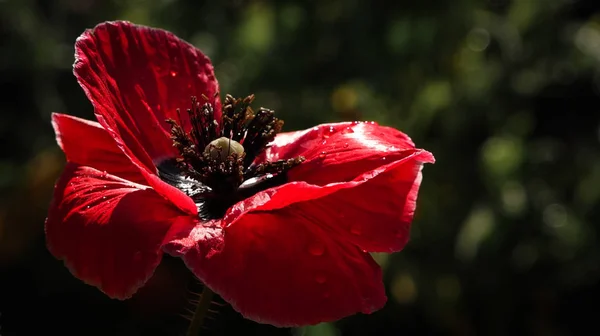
left=265, top=121, right=432, bottom=185
left=73, top=20, right=220, bottom=165
left=52, top=113, right=145, bottom=184
left=46, top=163, right=189, bottom=299
left=231, top=152, right=431, bottom=253
left=164, top=206, right=385, bottom=327
left=281, top=154, right=429, bottom=252
left=52, top=113, right=197, bottom=216
left=256, top=122, right=435, bottom=252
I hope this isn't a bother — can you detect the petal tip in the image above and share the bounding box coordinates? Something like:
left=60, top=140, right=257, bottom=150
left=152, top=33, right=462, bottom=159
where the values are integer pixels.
left=50, top=113, right=65, bottom=151
left=417, top=150, right=436, bottom=164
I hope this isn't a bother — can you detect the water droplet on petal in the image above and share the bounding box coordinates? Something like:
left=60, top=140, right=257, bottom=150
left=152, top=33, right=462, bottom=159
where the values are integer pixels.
left=85, top=205, right=90, bottom=209
left=100, top=171, right=108, bottom=178
left=170, top=71, right=177, bottom=77
left=319, top=152, right=327, bottom=159
left=343, top=143, right=349, bottom=148
left=350, top=224, right=362, bottom=235
left=309, top=242, right=325, bottom=256
left=321, top=140, right=327, bottom=145
left=315, top=273, right=327, bottom=284
left=102, top=196, right=107, bottom=200
left=328, top=126, right=335, bottom=133
left=342, top=127, right=354, bottom=134
left=382, top=156, right=387, bottom=161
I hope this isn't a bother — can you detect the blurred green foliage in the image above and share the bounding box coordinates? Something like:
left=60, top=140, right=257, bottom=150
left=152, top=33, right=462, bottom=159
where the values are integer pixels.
left=1, top=0, right=600, bottom=335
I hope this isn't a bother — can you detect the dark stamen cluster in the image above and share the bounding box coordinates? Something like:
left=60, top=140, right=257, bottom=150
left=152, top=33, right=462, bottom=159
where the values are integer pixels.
left=221, top=94, right=284, bottom=167
left=162, top=94, right=304, bottom=219
left=166, top=97, right=244, bottom=194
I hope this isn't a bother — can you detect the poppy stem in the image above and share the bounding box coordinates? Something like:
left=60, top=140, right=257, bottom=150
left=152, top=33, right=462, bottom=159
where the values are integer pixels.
left=186, top=285, right=215, bottom=336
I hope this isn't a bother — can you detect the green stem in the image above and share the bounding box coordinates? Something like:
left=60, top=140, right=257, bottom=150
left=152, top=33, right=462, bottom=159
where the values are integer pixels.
left=186, top=286, right=215, bottom=336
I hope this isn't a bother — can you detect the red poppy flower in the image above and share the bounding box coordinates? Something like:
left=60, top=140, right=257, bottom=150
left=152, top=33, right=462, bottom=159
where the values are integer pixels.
left=46, top=21, right=435, bottom=327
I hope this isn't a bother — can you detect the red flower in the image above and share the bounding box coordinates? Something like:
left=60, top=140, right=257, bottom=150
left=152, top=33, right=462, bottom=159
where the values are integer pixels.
left=46, top=21, right=435, bottom=327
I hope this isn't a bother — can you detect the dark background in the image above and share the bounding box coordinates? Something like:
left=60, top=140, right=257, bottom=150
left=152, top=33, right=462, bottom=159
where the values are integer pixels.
left=2, top=0, right=600, bottom=335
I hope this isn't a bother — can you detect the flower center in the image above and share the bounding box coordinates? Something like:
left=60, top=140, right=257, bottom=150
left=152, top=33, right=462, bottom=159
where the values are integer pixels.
left=158, top=94, right=304, bottom=220
left=204, top=137, right=245, bottom=161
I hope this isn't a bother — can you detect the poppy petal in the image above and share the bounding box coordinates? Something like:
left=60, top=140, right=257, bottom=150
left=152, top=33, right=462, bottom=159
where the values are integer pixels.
left=257, top=122, right=434, bottom=252
left=51, top=113, right=197, bottom=216
left=164, top=206, right=385, bottom=327
left=73, top=20, right=220, bottom=166
left=236, top=152, right=431, bottom=252
left=51, top=112, right=145, bottom=184
left=312, top=158, right=426, bottom=252
left=45, top=163, right=189, bottom=299
left=101, top=115, right=200, bottom=217
left=265, top=121, right=431, bottom=185
left=276, top=153, right=430, bottom=252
